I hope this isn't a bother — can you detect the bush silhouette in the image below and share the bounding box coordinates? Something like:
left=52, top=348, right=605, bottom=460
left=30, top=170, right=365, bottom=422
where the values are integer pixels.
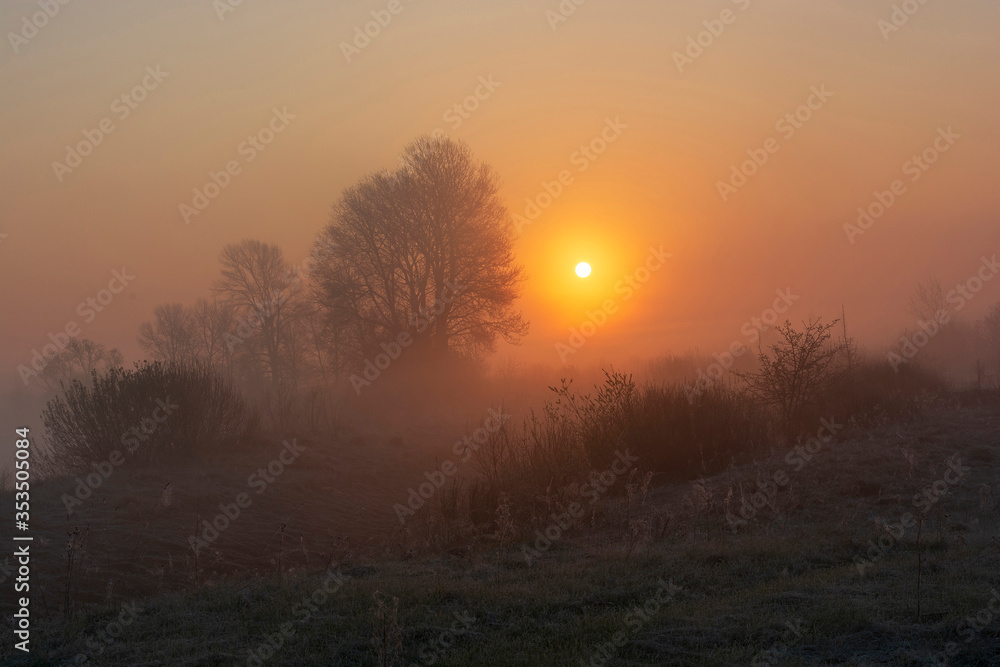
left=40, top=361, right=259, bottom=474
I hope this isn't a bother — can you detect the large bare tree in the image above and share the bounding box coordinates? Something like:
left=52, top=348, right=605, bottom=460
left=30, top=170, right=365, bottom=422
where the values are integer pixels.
left=40, top=338, right=123, bottom=391
left=213, top=240, right=301, bottom=388
left=907, top=274, right=948, bottom=322
left=735, top=318, right=848, bottom=437
left=313, top=136, right=527, bottom=366
left=979, top=303, right=1000, bottom=348
left=978, top=303, right=1000, bottom=378
left=190, top=298, right=237, bottom=376
left=138, top=303, right=196, bottom=365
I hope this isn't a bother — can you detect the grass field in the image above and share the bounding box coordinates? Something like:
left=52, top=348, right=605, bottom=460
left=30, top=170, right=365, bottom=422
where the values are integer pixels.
left=4, top=397, right=999, bottom=666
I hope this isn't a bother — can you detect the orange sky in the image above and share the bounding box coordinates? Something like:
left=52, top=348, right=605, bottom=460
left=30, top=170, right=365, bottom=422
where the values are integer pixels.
left=1, top=0, right=998, bottom=383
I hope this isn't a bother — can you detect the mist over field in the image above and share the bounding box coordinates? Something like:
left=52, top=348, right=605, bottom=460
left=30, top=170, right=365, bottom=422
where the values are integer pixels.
left=1, top=1, right=999, bottom=665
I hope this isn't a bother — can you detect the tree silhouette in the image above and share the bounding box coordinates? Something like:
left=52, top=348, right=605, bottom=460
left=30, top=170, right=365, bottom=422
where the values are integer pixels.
left=213, top=239, right=303, bottom=388
left=190, top=298, right=237, bottom=376
left=978, top=302, right=1000, bottom=349
left=313, top=136, right=527, bottom=367
left=138, top=303, right=195, bottom=366
left=735, top=318, right=847, bottom=436
left=39, top=338, right=123, bottom=392
left=978, top=302, right=1000, bottom=379
left=907, top=274, right=948, bottom=323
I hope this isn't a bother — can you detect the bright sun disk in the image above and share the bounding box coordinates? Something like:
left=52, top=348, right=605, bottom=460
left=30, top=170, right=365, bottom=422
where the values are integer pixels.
left=575, top=262, right=592, bottom=278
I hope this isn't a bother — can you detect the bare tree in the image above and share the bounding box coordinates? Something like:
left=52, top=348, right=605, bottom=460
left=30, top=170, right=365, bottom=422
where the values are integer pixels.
left=907, top=275, right=948, bottom=323
left=301, top=312, right=331, bottom=385
left=978, top=302, right=1000, bottom=350
left=40, top=338, right=123, bottom=391
left=735, top=318, right=847, bottom=436
left=978, top=302, right=1000, bottom=382
left=190, top=298, right=236, bottom=376
left=213, top=240, right=301, bottom=388
left=138, top=303, right=196, bottom=365
left=313, top=136, right=527, bottom=368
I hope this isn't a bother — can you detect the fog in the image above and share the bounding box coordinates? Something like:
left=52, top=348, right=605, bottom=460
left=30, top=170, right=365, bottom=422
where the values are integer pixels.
left=0, top=2, right=999, bottom=663
left=2, top=0, right=1000, bottom=466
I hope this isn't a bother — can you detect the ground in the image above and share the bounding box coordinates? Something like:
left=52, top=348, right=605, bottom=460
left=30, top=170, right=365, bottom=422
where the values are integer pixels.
left=3, top=399, right=999, bottom=666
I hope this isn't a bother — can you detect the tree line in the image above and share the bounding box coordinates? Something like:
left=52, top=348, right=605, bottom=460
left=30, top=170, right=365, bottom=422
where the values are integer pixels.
left=134, top=137, right=528, bottom=421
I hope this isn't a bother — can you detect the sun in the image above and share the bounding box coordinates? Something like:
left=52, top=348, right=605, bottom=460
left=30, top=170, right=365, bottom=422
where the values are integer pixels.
left=575, top=261, right=592, bottom=278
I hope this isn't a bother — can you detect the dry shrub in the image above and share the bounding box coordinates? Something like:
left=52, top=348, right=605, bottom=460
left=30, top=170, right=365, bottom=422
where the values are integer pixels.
left=433, top=371, right=771, bottom=534
left=426, top=353, right=945, bottom=543
left=39, top=361, right=259, bottom=475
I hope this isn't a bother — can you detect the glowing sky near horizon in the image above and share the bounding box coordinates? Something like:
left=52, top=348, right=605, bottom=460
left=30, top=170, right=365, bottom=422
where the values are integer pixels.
left=0, top=0, right=998, bottom=385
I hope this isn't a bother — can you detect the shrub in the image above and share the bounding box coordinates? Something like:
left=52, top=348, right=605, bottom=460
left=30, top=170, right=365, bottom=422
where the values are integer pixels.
left=735, top=318, right=849, bottom=437
left=812, top=354, right=947, bottom=428
left=427, top=358, right=941, bottom=538
left=552, top=371, right=771, bottom=478
left=625, top=382, right=771, bottom=480
left=39, top=361, right=259, bottom=474
left=444, top=371, right=771, bottom=533
left=468, top=400, right=586, bottom=517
